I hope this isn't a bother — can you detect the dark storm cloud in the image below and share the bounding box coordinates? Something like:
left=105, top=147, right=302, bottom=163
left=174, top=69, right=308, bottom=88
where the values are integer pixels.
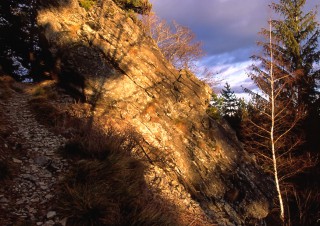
left=150, top=0, right=319, bottom=96
left=150, top=0, right=319, bottom=61
left=150, top=0, right=271, bottom=56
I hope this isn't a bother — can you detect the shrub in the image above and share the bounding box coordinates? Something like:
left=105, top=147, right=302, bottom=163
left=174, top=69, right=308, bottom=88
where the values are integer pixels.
left=207, top=105, right=222, bottom=120
left=29, top=97, right=63, bottom=127
left=59, top=126, right=138, bottom=160
left=59, top=173, right=121, bottom=226
left=31, top=82, right=58, bottom=99
left=0, top=76, right=13, bottom=100
left=28, top=95, right=86, bottom=137
left=113, top=0, right=152, bottom=15
left=57, top=128, right=179, bottom=225
left=32, top=86, right=46, bottom=97
left=78, top=0, right=97, bottom=10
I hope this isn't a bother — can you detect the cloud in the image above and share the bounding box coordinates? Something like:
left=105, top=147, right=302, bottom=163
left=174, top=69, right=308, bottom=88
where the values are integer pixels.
left=202, top=47, right=257, bottom=65
left=150, top=0, right=319, bottom=96
left=204, top=59, right=256, bottom=93
left=150, top=0, right=271, bottom=56
left=150, top=0, right=319, bottom=61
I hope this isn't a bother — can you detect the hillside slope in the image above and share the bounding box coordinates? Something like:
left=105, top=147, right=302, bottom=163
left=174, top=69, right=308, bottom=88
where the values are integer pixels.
left=0, top=0, right=274, bottom=225
left=0, top=79, right=69, bottom=225
left=36, top=0, right=274, bottom=225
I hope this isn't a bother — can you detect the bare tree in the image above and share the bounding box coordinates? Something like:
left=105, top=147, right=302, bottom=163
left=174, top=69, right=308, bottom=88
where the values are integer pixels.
left=242, top=20, right=314, bottom=223
left=268, top=20, right=285, bottom=220
left=142, top=13, right=204, bottom=71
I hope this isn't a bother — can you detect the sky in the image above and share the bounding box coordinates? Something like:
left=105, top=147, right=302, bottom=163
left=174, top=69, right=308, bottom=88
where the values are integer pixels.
left=149, top=0, right=320, bottom=98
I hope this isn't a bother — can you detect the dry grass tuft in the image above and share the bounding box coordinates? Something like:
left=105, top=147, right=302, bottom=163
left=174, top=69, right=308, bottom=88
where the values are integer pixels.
left=29, top=97, right=65, bottom=128
left=60, top=126, right=138, bottom=160
left=57, top=127, right=179, bottom=225
left=59, top=173, right=121, bottom=226
left=0, top=76, right=14, bottom=100
left=31, top=82, right=58, bottom=100
left=26, top=81, right=181, bottom=225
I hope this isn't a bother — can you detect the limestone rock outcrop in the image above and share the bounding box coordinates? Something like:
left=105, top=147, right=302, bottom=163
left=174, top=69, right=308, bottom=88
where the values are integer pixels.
left=37, top=0, right=274, bottom=224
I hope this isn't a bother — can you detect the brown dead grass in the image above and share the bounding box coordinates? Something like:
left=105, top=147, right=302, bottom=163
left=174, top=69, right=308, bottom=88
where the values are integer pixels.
left=29, top=97, right=66, bottom=128
left=28, top=81, right=93, bottom=138
left=0, top=76, right=14, bottom=100
left=57, top=126, right=180, bottom=225
left=25, top=82, right=182, bottom=225
left=25, top=81, right=211, bottom=225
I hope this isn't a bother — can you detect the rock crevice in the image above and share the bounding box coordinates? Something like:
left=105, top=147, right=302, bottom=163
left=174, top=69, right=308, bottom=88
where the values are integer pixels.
left=35, top=0, right=275, bottom=225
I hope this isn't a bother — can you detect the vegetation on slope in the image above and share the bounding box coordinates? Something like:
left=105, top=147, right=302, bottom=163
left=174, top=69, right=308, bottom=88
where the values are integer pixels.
left=113, top=0, right=152, bottom=15
left=26, top=82, right=180, bottom=225
left=78, top=0, right=97, bottom=10
left=209, top=1, right=320, bottom=224
left=58, top=127, right=178, bottom=226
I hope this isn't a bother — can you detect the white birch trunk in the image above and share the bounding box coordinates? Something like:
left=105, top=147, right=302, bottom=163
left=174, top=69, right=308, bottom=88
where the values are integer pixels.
left=269, top=20, right=285, bottom=222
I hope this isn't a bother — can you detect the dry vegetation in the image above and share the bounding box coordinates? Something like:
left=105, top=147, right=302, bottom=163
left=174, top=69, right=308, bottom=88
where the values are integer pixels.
left=26, top=81, right=181, bottom=225
left=58, top=127, right=179, bottom=226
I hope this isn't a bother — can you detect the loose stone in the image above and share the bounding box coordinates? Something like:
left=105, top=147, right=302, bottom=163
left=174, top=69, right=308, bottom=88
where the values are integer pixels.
left=46, top=211, right=56, bottom=219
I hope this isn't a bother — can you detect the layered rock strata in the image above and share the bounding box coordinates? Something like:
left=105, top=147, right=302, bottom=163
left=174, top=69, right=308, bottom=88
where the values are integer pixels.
left=37, top=0, right=274, bottom=224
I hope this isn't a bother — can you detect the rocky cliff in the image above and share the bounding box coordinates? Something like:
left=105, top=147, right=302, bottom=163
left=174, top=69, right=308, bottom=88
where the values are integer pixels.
left=35, top=0, right=274, bottom=225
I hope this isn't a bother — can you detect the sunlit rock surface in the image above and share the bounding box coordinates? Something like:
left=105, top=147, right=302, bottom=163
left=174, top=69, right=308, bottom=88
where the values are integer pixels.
left=37, top=0, right=274, bottom=224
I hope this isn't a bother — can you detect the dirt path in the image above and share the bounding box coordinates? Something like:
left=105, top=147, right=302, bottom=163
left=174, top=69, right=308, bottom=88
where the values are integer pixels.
left=0, top=84, right=68, bottom=226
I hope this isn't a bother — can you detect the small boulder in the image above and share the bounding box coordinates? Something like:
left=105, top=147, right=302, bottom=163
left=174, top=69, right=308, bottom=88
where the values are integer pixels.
left=46, top=211, right=56, bottom=219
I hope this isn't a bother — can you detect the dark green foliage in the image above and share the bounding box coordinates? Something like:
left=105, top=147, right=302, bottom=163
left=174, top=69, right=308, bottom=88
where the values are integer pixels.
left=78, top=0, right=97, bottom=10
left=0, top=0, right=52, bottom=81
left=247, top=0, right=320, bottom=162
left=245, top=1, right=320, bottom=224
left=207, top=93, right=223, bottom=120
left=271, top=0, right=320, bottom=110
left=113, top=0, right=152, bottom=15
left=220, top=82, right=240, bottom=117
left=251, top=0, right=320, bottom=151
left=208, top=83, right=244, bottom=136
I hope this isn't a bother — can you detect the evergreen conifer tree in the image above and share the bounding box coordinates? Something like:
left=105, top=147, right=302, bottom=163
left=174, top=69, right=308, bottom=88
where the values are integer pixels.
left=220, top=82, right=239, bottom=117
left=257, top=0, right=320, bottom=150
left=0, top=0, right=65, bottom=81
left=218, top=83, right=244, bottom=136
left=271, top=0, right=319, bottom=110
left=244, top=1, right=319, bottom=223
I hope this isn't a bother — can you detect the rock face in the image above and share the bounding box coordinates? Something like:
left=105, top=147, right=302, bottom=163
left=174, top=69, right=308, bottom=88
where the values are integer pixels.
left=37, top=0, right=274, bottom=224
